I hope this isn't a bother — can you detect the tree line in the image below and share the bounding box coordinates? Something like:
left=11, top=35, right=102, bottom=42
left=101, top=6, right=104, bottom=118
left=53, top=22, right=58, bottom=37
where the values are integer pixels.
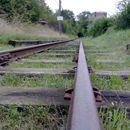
left=0, top=0, right=56, bottom=26
left=0, top=0, right=130, bottom=37
left=61, top=0, right=130, bottom=37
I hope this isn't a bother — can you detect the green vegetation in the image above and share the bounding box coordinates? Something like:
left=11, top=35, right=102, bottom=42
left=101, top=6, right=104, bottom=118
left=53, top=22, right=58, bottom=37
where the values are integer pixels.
left=88, top=18, right=112, bottom=37
left=91, top=74, right=130, bottom=90
left=0, top=44, right=14, bottom=50
left=61, top=9, right=76, bottom=35
left=100, top=108, right=130, bottom=130
left=0, top=20, right=68, bottom=46
left=84, top=29, right=130, bottom=70
left=0, top=0, right=56, bottom=23
left=0, top=18, right=68, bottom=46
left=115, top=0, right=130, bottom=29
left=24, top=55, right=72, bottom=60
left=0, top=105, right=68, bottom=130
left=76, top=11, right=91, bottom=36
left=0, top=34, right=61, bottom=45
left=84, top=30, right=130, bottom=90
left=10, top=61, right=74, bottom=68
left=0, top=74, right=74, bottom=88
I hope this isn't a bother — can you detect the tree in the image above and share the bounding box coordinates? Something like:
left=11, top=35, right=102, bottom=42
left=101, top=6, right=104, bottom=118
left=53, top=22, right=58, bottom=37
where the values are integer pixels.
left=0, top=0, right=56, bottom=23
left=117, top=0, right=130, bottom=11
left=115, top=0, right=130, bottom=29
left=88, top=18, right=112, bottom=37
left=61, top=9, right=75, bottom=22
left=60, top=9, right=76, bottom=34
left=77, top=11, right=91, bottom=20
left=76, top=11, right=91, bottom=36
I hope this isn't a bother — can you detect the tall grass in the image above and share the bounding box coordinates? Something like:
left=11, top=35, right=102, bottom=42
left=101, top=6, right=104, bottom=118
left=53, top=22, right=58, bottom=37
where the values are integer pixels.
left=0, top=18, right=68, bottom=45
left=0, top=105, right=68, bottom=130
left=84, top=29, right=130, bottom=71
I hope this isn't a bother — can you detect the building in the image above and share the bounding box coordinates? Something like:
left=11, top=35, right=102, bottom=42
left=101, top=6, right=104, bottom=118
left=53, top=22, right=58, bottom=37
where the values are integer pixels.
left=89, top=12, right=107, bottom=20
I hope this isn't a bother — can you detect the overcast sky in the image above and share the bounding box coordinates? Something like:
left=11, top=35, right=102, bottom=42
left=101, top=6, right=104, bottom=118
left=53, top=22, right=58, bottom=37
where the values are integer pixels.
left=45, top=0, right=121, bottom=16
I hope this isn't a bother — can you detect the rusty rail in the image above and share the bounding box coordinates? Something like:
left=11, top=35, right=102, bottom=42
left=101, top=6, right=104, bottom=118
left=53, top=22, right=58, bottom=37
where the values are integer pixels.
left=0, top=39, right=76, bottom=66
left=67, top=41, right=101, bottom=130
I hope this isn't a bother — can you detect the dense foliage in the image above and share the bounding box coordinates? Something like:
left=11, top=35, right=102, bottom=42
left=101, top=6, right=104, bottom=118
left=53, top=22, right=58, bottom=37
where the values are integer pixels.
left=115, top=0, right=130, bottom=29
left=76, top=11, right=91, bottom=36
left=88, top=18, right=112, bottom=37
left=0, top=0, right=56, bottom=23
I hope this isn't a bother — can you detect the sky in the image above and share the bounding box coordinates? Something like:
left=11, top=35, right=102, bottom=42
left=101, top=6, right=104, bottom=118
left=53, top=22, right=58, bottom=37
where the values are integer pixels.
left=45, top=0, right=121, bottom=16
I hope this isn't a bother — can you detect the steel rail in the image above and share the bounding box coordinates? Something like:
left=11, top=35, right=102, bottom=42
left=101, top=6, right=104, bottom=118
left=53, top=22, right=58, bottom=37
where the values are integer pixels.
left=67, top=41, right=101, bottom=130
left=0, top=39, right=76, bottom=66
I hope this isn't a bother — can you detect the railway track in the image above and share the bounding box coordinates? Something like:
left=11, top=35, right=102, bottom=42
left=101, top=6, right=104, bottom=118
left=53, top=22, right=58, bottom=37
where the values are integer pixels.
left=0, top=39, right=130, bottom=129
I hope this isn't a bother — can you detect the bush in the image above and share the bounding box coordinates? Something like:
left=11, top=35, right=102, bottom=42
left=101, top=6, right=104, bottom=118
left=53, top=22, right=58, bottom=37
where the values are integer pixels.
left=88, top=18, right=112, bottom=37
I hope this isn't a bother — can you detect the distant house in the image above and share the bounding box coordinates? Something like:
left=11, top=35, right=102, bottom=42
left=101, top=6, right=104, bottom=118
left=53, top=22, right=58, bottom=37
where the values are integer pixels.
left=89, top=12, right=107, bottom=20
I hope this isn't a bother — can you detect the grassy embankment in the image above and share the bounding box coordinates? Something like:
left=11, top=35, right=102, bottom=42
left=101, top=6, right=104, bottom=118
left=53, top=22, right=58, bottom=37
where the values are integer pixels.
left=84, top=29, right=130, bottom=129
left=0, top=18, right=69, bottom=49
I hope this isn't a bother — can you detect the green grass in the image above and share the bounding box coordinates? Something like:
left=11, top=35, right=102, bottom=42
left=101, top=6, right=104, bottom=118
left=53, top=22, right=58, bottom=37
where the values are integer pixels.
left=9, top=61, right=75, bottom=68
left=0, top=44, right=12, bottom=50
left=91, top=74, right=130, bottom=90
left=0, top=105, right=68, bottom=130
left=0, top=34, right=67, bottom=45
left=100, top=108, right=130, bottom=130
left=89, top=62, right=130, bottom=71
left=86, top=51, right=130, bottom=70
left=0, top=74, right=74, bottom=88
left=83, top=29, right=130, bottom=77
left=24, top=55, right=72, bottom=60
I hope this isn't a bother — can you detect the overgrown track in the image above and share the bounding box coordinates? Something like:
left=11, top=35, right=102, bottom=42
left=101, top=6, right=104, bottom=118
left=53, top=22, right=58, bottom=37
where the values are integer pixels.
left=1, top=39, right=130, bottom=129
left=0, top=39, right=75, bottom=66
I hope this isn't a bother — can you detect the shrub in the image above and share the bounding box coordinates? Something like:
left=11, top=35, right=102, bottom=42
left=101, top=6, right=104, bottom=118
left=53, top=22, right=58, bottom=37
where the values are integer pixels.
left=88, top=18, right=112, bottom=37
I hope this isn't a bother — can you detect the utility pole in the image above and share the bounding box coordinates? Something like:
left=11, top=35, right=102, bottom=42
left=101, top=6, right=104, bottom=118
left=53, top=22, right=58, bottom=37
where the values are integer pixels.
left=58, top=0, right=62, bottom=34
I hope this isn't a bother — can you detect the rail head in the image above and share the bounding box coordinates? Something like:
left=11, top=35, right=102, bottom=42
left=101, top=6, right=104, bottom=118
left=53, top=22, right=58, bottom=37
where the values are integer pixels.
left=67, top=41, right=101, bottom=130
